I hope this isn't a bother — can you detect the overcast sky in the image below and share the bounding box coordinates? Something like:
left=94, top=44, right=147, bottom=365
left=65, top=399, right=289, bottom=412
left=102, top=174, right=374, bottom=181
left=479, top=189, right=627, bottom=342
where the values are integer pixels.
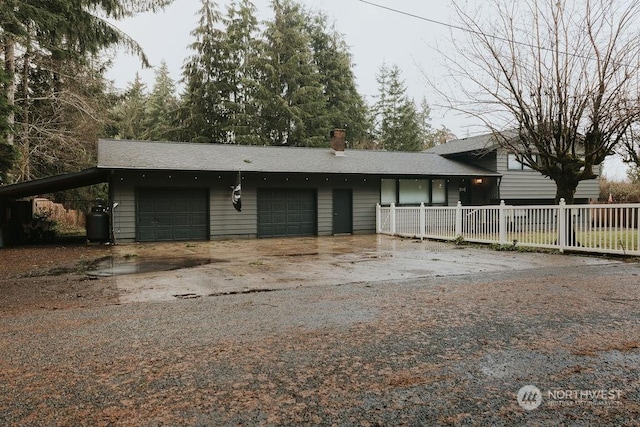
left=105, top=0, right=628, bottom=180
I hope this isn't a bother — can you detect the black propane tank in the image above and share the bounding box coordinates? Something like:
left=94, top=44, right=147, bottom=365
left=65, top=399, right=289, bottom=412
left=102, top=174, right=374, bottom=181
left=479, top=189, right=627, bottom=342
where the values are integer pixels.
left=86, top=204, right=110, bottom=242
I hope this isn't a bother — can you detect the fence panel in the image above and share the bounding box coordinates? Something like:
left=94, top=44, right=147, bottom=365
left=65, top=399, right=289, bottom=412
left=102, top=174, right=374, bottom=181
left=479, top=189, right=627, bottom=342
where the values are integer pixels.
left=376, top=201, right=640, bottom=256
left=424, top=207, right=457, bottom=240
left=461, top=206, right=501, bottom=243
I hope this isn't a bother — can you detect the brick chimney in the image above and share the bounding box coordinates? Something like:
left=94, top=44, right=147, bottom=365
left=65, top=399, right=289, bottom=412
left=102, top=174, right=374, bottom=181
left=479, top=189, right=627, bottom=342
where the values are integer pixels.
left=330, top=128, right=346, bottom=156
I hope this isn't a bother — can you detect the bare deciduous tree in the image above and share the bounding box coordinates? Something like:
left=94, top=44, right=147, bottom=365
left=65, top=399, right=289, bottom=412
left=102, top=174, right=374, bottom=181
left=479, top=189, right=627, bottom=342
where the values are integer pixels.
left=442, top=0, right=640, bottom=203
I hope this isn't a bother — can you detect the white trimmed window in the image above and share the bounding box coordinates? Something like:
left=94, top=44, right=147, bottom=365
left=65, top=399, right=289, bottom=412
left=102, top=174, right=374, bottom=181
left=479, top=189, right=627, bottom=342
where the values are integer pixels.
left=381, top=179, right=447, bottom=206
left=508, top=154, right=537, bottom=170
left=381, top=179, right=397, bottom=205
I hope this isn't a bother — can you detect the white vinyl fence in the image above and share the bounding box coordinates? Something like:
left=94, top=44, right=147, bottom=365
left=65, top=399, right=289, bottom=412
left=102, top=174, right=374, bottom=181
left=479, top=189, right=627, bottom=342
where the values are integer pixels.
left=376, top=200, right=640, bottom=256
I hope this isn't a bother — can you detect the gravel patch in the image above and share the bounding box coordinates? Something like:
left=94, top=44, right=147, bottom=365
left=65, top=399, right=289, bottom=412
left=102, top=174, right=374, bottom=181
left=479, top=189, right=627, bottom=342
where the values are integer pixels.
left=1, top=238, right=639, bottom=425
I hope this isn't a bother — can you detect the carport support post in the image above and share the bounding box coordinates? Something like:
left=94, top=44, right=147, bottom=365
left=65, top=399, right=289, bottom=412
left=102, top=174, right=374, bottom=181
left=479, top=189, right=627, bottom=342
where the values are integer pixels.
left=419, top=203, right=425, bottom=239
left=376, top=203, right=381, bottom=234
left=390, top=203, right=396, bottom=236
left=499, top=200, right=507, bottom=244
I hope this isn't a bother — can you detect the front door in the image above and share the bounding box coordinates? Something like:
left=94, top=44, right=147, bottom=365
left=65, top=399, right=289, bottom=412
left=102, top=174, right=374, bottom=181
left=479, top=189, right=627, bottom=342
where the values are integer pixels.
left=459, top=179, right=472, bottom=206
left=333, top=189, right=352, bottom=234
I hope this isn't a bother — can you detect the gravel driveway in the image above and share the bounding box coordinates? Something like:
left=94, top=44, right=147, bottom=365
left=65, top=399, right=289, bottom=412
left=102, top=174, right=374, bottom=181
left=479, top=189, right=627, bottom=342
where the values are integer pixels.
left=1, top=236, right=639, bottom=425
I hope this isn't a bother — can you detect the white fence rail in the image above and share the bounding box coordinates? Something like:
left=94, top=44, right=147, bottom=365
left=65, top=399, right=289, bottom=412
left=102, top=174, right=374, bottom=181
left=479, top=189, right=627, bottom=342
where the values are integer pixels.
left=376, top=200, right=640, bottom=256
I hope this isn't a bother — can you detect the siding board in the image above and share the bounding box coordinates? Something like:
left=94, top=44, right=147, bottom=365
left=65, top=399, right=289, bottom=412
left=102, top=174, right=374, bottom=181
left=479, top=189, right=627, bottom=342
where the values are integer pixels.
left=496, top=151, right=600, bottom=201
left=317, top=188, right=332, bottom=236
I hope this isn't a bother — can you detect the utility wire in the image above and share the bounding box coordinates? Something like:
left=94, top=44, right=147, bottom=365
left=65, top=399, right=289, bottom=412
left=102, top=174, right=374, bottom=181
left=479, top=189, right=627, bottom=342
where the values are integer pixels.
left=356, top=0, right=614, bottom=63
left=355, top=0, right=541, bottom=58
left=357, top=0, right=470, bottom=34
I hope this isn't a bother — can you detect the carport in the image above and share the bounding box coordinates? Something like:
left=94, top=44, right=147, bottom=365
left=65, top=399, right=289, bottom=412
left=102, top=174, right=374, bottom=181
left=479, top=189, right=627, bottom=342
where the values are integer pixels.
left=0, top=168, right=109, bottom=246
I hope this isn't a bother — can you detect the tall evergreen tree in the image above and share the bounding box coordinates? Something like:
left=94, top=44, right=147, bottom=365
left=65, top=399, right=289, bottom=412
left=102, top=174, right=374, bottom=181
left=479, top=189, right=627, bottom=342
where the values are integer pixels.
left=145, top=61, right=179, bottom=141
left=179, top=0, right=228, bottom=143
left=373, top=63, right=422, bottom=152
left=108, top=73, right=148, bottom=140
left=305, top=12, right=370, bottom=146
left=260, top=0, right=326, bottom=147
left=222, top=0, right=265, bottom=145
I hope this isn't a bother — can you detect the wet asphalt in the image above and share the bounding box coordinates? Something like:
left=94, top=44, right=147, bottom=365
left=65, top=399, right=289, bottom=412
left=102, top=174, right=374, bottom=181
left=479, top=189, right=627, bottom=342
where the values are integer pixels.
left=89, top=235, right=618, bottom=303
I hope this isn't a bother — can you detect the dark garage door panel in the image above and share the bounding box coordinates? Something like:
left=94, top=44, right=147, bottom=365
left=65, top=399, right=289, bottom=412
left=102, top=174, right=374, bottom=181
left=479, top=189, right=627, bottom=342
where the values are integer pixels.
left=137, top=189, right=208, bottom=242
left=258, top=190, right=317, bottom=237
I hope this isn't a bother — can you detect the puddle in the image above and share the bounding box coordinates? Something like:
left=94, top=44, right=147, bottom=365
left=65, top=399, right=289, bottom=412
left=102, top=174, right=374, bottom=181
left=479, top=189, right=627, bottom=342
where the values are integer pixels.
left=86, top=256, right=220, bottom=277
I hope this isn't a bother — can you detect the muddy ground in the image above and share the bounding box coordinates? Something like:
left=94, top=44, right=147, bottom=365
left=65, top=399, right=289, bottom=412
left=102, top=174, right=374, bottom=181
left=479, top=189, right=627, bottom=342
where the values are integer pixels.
left=0, top=236, right=639, bottom=425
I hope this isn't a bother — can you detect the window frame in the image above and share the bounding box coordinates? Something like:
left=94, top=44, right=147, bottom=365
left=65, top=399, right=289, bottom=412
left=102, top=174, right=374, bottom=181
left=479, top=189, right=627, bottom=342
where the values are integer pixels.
left=507, top=153, right=538, bottom=171
left=380, top=178, right=448, bottom=206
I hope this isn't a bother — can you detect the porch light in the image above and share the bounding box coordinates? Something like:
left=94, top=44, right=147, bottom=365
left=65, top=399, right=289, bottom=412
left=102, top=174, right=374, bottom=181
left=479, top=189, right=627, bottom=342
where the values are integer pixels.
left=473, top=178, right=484, bottom=185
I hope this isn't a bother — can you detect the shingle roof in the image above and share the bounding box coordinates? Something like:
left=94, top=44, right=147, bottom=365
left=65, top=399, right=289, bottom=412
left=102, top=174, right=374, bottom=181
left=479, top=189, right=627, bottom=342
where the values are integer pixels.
left=98, top=139, right=500, bottom=177
left=425, top=133, right=499, bottom=155
left=426, top=128, right=525, bottom=156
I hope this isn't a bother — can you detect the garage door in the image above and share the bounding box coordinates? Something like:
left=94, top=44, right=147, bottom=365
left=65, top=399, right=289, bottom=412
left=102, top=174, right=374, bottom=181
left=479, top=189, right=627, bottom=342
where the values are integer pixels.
left=257, top=189, right=317, bottom=237
left=136, top=188, right=208, bottom=242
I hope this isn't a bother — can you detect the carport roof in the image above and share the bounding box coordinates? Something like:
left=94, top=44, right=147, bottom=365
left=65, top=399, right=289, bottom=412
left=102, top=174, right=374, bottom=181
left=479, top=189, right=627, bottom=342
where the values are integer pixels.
left=98, top=139, right=501, bottom=177
left=0, top=168, right=108, bottom=199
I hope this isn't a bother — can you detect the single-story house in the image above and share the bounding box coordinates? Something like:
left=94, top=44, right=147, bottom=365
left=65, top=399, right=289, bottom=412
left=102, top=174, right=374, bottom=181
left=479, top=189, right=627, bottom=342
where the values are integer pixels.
left=0, top=129, right=601, bottom=244
left=99, top=130, right=500, bottom=242
left=426, top=132, right=601, bottom=205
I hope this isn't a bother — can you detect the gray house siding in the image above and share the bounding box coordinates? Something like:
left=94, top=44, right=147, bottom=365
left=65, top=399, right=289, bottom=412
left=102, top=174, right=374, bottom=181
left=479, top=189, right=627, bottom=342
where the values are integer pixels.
left=317, top=188, right=333, bottom=236
left=473, top=152, right=497, bottom=172
left=352, top=181, right=378, bottom=234
left=111, top=184, right=135, bottom=242
left=109, top=170, right=382, bottom=242
left=211, top=183, right=257, bottom=239
left=495, top=151, right=599, bottom=202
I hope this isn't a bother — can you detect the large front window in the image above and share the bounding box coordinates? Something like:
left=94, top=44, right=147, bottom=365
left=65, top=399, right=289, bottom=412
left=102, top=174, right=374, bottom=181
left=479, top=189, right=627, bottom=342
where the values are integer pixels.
left=399, top=179, right=429, bottom=204
left=381, top=178, right=447, bottom=206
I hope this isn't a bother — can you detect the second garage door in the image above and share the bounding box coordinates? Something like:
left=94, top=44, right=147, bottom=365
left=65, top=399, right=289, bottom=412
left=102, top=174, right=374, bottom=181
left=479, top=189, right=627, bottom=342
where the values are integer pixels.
left=257, top=189, right=317, bottom=237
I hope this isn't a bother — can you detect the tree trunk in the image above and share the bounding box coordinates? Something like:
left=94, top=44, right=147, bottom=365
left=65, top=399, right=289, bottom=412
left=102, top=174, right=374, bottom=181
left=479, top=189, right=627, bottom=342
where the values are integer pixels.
left=4, top=38, right=15, bottom=147
left=555, top=178, right=579, bottom=246
left=20, top=35, right=31, bottom=182
left=554, top=179, right=579, bottom=205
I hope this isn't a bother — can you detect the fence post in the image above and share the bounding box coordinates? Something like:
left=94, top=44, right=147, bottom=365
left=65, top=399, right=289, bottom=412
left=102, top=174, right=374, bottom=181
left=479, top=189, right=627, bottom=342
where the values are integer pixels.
left=455, top=201, right=462, bottom=237
left=499, top=200, right=507, bottom=244
left=419, top=202, right=425, bottom=240
left=390, top=203, right=396, bottom=236
left=376, top=203, right=381, bottom=234
left=637, top=206, right=640, bottom=253
left=558, top=198, right=566, bottom=252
